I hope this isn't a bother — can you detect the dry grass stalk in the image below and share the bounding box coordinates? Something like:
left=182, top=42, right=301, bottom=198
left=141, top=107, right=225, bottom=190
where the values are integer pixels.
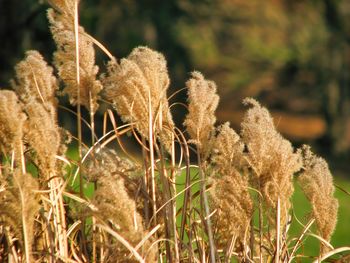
left=184, top=71, right=220, bottom=262
left=241, top=98, right=302, bottom=227
left=210, top=122, right=253, bottom=251
left=0, top=91, right=40, bottom=262
left=47, top=3, right=102, bottom=114
left=11, top=50, right=58, bottom=106
left=0, top=90, right=26, bottom=155
left=298, top=145, right=339, bottom=253
left=84, top=149, right=156, bottom=262
left=184, top=71, right=219, bottom=157
left=0, top=1, right=344, bottom=262
left=10, top=49, right=69, bottom=259
left=0, top=169, right=40, bottom=263
left=103, top=46, right=174, bottom=151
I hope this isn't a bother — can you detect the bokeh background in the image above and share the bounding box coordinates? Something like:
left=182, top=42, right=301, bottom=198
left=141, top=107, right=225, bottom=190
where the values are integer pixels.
left=1, top=0, right=350, bottom=173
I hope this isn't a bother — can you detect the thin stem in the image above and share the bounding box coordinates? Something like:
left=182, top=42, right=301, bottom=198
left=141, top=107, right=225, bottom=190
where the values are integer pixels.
left=141, top=137, right=150, bottom=226
left=90, top=111, right=95, bottom=146
left=275, top=198, right=280, bottom=263
left=97, top=224, right=145, bottom=263
left=196, top=150, right=216, bottom=263
left=17, top=143, right=30, bottom=263
left=178, top=130, right=190, bottom=239
left=259, top=192, right=263, bottom=263
left=147, top=97, right=157, bottom=227
left=170, top=135, right=180, bottom=262
left=74, top=0, right=83, bottom=199
left=74, top=0, right=87, bottom=257
left=89, top=91, right=97, bottom=263
left=287, top=219, right=314, bottom=263
left=153, top=144, right=172, bottom=261
left=250, top=217, right=254, bottom=261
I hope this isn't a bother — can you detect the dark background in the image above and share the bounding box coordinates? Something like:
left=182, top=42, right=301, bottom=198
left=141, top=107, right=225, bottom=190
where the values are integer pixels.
left=1, top=0, right=349, bottom=174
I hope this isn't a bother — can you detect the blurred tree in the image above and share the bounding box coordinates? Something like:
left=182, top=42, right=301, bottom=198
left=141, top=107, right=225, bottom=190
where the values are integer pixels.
left=320, top=0, right=350, bottom=154
left=0, top=0, right=52, bottom=86
left=0, top=0, right=349, bottom=156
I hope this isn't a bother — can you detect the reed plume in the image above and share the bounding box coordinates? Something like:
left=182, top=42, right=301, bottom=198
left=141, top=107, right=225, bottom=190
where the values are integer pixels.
left=11, top=51, right=61, bottom=176
left=24, top=101, right=61, bottom=174
left=11, top=50, right=58, bottom=106
left=1, top=1, right=344, bottom=260
left=0, top=169, right=22, bottom=243
left=298, top=145, right=338, bottom=250
left=241, top=98, right=302, bottom=226
left=103, top=46, right=174, bottom=151
left=0, top=90, right=26, bottom=155
left=10, top=50, right=69, bottom=258
left=210, top=124, right=253, bottom=249
left=0, top=168, right=40, bottom=262
left=47, top=3, right=102, bottom=113
left=47, top=0, right=76, bottom=15
left=184, top=71, right=219, bottom=157
left=212, top=122, right=244, bottom=174
left=184, top=71, right=220, bottom=262
left=84, top=148, right=156, bottom=262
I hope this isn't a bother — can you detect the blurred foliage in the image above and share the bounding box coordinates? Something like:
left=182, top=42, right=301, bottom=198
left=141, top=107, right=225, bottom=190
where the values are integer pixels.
left=1, top=0, right=350, bottom=157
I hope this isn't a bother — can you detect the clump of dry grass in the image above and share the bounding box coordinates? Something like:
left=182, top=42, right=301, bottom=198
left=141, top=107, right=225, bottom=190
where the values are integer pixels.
left=0, top=1, right=347, bottom=262
left=0, top=91, right=40, bottom=262
left=83, top=149, right=156, bottom=262
left=238, top=99, right=303, bottom=261
left=241, top=98, right=302, bottom=227
left=0, top=169, right=40, bottom=263
left=11, top=50, right=62, bottom=175
left=210, top=122, right=253, bottom=252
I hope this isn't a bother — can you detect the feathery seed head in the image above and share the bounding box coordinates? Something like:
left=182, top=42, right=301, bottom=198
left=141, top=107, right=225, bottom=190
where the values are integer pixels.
left=48, top=8, right=102, bottom=113
left=24, top=100, right=61, bottom=175
left=0, top=169, right=40, bottom=261
left=210, top=173, right=253, bottom=247
left=210, top=122, right=253, bottom=247
left=85, top=148, right=155, bottom=261
left=12, top=50, right=58, bottom=105
left=184, top=71, right=219, bottom=154
left=212, top=122, right=244, bottom=174
left=0, top=90, right=26, bottom=154
left=298, top=145, right=338, bottom=244
left=241, top=98, right=302, bottom=225
left=83, top=148, right=135, bottom=183
left=47, top=0, right=78, bottom=16
left=10, top=50, right=63, bottom=175
left=103, top=47, right=174, bottom=151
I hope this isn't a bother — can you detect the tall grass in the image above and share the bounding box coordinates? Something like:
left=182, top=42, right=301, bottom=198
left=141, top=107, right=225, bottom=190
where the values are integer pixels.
left=0, top=1, right=349, bottom=262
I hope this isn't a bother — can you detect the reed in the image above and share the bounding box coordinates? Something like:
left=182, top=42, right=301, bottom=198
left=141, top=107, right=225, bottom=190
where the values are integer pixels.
left=0, top=1, right=348, bottom=262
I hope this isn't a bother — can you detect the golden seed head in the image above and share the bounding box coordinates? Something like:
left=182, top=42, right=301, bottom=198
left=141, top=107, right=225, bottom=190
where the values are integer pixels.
left=12, top=50, right=58, bottom=106
left=103, top=46, right=174, bottom=151
left=184, top=71, right=219, bottom=155
left=48, top=8, right=102, bottom=113
left=298, top=145, right=338, bottom=244
left=211, top=122, right=253, bottom=246
left=241, top=98, right=302, bottom=225
left=0, top=90, right=26, bottom=154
